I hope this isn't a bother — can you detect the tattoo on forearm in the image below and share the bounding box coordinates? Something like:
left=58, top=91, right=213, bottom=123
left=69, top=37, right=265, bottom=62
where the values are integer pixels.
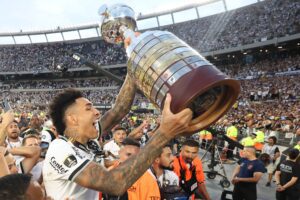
left=80, top=130, right=170, bottom=195
left=101, top=74, right=137, bottom=132
left=112, top=130, right=169, bottom=189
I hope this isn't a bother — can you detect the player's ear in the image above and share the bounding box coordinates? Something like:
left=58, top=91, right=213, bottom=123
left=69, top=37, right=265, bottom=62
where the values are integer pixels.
left=65, top=114, right=79, bottom=126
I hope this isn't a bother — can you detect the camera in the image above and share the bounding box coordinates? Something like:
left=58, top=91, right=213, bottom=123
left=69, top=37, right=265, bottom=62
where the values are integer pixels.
left=40, top=142, right=50, bottom=159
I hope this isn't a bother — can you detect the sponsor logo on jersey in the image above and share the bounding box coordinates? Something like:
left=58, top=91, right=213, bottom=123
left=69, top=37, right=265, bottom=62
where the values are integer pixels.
left=50, top=157, right=69, bottom=174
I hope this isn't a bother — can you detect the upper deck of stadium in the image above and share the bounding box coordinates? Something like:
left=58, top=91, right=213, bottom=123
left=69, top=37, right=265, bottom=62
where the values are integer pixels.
left=0, top=0, right=299, bottom=69
left=1, top=0, right=293, bottom=45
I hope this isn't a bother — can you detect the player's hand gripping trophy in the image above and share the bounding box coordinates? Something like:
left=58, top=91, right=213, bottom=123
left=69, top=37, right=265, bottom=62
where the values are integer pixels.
left=99, top=4, right=240, bottom=136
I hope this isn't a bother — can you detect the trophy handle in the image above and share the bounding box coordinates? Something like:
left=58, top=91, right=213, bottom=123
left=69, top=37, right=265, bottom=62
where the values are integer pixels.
left=120, top=25, right=136, bottom=41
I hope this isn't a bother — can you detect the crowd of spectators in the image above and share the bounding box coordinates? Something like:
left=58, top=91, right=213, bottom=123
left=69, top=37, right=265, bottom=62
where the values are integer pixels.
left=1, top=68, right=299, bottom=139
left=2, top=77, right=119, bottom=90
left=0, top=0, right=299, bottom=73
left=2, top=89, right=118, bottom=108
left=1, top=1, right=300, bottom=199
left=2, top=74, right=299, bottom=105
left=0, top=40, right=126, bottom=72
left=240, top=75, right=299, bottom=102
left=159, top=0, right=300, bottom=52
left=219, top=54, right=300, bottom=79
left=0, top=0, right=299, bottom=145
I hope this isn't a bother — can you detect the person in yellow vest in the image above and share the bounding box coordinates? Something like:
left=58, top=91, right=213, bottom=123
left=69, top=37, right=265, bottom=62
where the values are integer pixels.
left=240, top=136, right=255, bottom=147
left=294, top=142, right=300, bottom=150
left=253, top=128, right=265, bottom=153
left=240, top=135, right=255, bottom=158
left=226, top=123, right=238, bottom=160
left=294, top=142, right=300, bottom=165
left=199, top=130, right=212, bottom=150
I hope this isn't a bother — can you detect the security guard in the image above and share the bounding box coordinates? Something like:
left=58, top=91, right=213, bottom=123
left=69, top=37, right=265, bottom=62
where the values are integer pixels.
left=240, top=134, right=255, bottom=158
left=240, top=135, right=255, bottom=147
left=226, top=124, right=238, bottom=159
left=294, top=143, right=300, bottom=150
left=253, top=129, right=265, bottom=153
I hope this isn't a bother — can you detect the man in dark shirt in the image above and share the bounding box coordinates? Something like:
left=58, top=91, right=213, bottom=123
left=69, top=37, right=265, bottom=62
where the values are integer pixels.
left=231, top=146, right=266, bottom=200
left=275, top=149, right=300, bottom=200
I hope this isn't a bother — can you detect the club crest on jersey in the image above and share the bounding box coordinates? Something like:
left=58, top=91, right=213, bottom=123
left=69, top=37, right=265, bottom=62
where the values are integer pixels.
left=247, top=164, right=253, bottom=170
left=63, top=155, right=78, bottom=168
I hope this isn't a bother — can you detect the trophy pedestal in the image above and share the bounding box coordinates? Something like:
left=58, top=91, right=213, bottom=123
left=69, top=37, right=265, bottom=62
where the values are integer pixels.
left=168, top=65, right=239, bottom=135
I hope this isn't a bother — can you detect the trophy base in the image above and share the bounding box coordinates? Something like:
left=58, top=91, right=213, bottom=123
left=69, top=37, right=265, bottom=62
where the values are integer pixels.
left=162, top=65, right=240, bottom=136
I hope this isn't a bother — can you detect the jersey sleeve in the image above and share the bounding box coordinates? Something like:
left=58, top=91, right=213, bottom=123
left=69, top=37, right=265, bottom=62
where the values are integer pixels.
left=292, top=163, right=300, bottom=178
left=254, top=160, right=267, bottom=173
left=44, top=139, right=92, bottom=181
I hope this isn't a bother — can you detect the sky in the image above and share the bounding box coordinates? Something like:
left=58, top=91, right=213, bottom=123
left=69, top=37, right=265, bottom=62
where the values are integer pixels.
left=0, top=0, right=259, bottom=32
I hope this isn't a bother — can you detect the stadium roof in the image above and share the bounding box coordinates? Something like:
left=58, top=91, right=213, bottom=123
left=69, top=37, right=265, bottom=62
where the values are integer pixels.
left=0, top=0, right=261, bottom=45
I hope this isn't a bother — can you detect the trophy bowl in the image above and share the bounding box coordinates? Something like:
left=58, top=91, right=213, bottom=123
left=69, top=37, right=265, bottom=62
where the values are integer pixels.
left=99, top=4, right=240, bottom=136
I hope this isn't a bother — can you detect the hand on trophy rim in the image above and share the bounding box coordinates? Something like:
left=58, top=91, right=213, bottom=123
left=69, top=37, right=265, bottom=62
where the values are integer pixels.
left=158, top=93, right=193, bottom=139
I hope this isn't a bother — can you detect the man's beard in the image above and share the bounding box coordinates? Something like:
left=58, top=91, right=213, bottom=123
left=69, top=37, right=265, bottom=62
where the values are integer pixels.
left=160, top=164, right=173, bottom=171
left=184, top=158, right=193, bottom=164
left=9, top=133, right=19, bottom=140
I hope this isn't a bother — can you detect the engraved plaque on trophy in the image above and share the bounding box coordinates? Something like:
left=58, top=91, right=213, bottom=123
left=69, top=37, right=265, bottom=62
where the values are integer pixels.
left=99, top=4, right=240, bottom=135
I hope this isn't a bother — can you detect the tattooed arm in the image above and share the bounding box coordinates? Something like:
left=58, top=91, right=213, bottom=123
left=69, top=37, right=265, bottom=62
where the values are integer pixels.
left=76, top=130, right=169, bottom=195
left=75, top=94, right=193, bottom=195
left=100, top=74, right=137, bottom=133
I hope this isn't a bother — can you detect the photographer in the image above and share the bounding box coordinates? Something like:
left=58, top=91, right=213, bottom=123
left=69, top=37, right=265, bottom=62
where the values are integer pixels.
left=151, top=144, right=187, bottom=200
left=173, top=139, right=211, bottom=200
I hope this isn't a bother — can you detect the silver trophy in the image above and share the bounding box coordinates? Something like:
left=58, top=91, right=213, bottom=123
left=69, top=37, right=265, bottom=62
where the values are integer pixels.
left=99, top=4, right=240, bottom=135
